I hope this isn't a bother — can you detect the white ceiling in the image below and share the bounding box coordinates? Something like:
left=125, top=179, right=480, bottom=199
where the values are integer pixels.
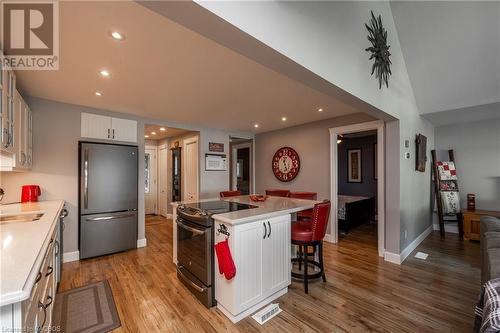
left=14, top=1, right=359, bottom=134
left=391, top=1, right=500, bottom=115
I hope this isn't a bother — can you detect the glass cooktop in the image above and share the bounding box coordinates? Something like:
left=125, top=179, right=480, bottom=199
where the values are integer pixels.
left=183, top=200, right=257, bottom=214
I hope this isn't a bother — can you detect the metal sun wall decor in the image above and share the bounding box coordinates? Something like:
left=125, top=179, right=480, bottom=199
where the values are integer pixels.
left=365, top=10, right=392, bottom=89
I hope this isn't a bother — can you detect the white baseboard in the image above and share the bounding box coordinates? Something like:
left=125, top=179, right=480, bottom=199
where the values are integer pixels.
left=137, top=238, right=147, bottom=248
left=62, top=251, right=79, bottom=263
left=433, top=223, right=459, bottom=234
left=384, top=251, right=401, bottom=264
left=166, top=213, right=173, bottom=219
left=324, top=233, right=334, bottom=243
left=384, top=225, right=433, bottom=265
left=399, top=225, right=433, bottom=264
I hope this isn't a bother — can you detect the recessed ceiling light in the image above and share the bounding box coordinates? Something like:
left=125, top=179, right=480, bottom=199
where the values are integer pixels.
left=160, top=127, right=166, bottom=131
left=99, top=70, right=110, bottom=77
left=144, top=135, right=149, bottom=138
left=281, top=117, right=287, bottom=121
left=318, top=108, right=323, bottom=112
left=254, top=124, right=259, bottom=128
left=95, top=91, right=102, bottom=96
left=151, top=131, right=157, bottom=135
left=110, top=31, right=124, bottom=40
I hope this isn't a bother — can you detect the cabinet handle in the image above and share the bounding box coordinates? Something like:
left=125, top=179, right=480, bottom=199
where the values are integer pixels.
left=44, top=295, right=53, bottom=308
left=37, top=300, right=47, bottom=330
left=35, top=272, right=42, bottom=283
left=55, top=240, right=60, bottom=256
left=263, top=222, right=267, bottom=239
left=112, top=129, right=115, bottom=139
left=107, top=128, right=110, bottom=139
left=45, top=266, right=53, bottom=277
left=267, top=221, right=271, bottom=238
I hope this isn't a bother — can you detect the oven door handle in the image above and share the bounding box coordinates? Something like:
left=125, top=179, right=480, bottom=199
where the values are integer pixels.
left=176, top=267, right=207, bottom=293
left=177, top=220, right=207, bottom=236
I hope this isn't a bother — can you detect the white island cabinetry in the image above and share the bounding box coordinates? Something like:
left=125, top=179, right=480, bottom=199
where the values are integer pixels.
left=214, top=214, right=291, bottom=323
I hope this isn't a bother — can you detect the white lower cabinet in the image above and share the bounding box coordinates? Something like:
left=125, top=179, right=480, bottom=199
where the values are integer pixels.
left=214, top=215, right=291, bottom=323
left=0, top=222, right=59, bottom=332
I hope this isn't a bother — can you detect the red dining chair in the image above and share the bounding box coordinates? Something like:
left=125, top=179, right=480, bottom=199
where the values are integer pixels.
left=289, top=191, right=317, bottom=222
left=220, top=190, right=242, bottom=198
left=291, top=200, right=330, bottom=294
left=265, top=189, right=290, bottom=197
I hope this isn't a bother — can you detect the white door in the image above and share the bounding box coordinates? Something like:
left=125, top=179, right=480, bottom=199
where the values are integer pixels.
left=183, top=137, right=199, bottom=201
left=158, top=145, right=169, bottom=217
left=145, top=148, right=157, bottom=214
left=262, top=216, right=291, bottom=295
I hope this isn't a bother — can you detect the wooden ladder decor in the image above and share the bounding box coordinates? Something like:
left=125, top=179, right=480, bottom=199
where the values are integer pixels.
left=431, top=149, right=464, bottom=239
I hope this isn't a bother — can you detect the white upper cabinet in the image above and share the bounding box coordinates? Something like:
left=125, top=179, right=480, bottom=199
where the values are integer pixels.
left=1, top=60, right=16, bottom=155
left=81, top=113, right=112, bottom=140
left=111, top=117, right=137, bottom=143
left=1, top=86, right=33, bottom=171
left=81, top=113, right=137, bottom=143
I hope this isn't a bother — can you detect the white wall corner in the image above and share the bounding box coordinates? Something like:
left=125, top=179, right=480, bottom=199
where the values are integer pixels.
left=399, top=225, right=433, bottom=264
left=137, top=238, right=147, bottom=248
left=166, top=213, right=173, bottom=219
left=62, top=251, right=80, bottom=263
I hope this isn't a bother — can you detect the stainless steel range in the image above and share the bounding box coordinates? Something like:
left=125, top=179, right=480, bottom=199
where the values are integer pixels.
left=176, top=200, right=256, bottom=307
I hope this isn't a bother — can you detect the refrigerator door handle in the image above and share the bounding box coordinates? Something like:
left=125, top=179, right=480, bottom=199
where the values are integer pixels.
left=84, top=148, right=89, bottom=209
left=86, top=213, right=136, bottom=222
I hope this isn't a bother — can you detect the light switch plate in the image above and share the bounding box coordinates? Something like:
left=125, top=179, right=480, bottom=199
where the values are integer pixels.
left=404, top=140, right=410, bottom=148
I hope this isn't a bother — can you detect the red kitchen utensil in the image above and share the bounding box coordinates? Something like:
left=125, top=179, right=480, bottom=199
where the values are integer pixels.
left=21, top=185, right=41, bottom=203
left=214, top=239, right=236, bottom=280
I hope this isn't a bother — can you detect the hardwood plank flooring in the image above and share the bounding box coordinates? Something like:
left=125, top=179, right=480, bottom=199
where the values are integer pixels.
left=60, top=216, right=480, bottom=332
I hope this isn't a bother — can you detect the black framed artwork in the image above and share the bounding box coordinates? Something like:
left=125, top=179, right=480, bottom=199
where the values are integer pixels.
left=347, top=148, right=362, bottom=183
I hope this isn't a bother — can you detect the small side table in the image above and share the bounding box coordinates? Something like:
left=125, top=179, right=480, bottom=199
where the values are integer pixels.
left=462, top=209, right=500, bottom=241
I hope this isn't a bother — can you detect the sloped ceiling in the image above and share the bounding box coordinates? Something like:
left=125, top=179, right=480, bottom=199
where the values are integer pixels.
left=391, top=1, right=500, bottom=118
left=13, top=1, right=360, bottom=134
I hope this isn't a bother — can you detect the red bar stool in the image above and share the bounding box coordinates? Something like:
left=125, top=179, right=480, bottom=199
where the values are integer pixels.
left=289, top=191, right=317, bottom=222
left=291, top=200, right=330, bottom=294
left=220, top=190, right=242, bottom=198
left=265, top=189, right=290, bottom=197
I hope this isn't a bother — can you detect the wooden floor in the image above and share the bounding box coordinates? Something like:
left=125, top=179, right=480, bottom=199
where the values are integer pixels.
left=60, top=216, right=480, bottom=332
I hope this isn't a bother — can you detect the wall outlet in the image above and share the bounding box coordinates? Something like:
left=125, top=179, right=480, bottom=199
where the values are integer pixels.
left=404, top=230, right=408, bottom=239
left=405, top=152, right=411, bottom=159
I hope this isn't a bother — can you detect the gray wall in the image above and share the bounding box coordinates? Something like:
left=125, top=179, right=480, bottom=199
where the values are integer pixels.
left=0, top=97, right=253, bottom=255
left=435, top=118, right=500, bottom=211
left=338, top=135, right=377, bottom=197
left=255, top=112, right=376, bottom=236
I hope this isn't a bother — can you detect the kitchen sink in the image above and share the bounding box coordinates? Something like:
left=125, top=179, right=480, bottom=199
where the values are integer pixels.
left=0, top=213, right=44, bottom=224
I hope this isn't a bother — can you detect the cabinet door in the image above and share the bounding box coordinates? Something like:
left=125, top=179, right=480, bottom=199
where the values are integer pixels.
left=111, top=117, right=137, bottom=143
left=1, top=69, right=15, bottom=153
left=81, top=112, right=112, bottom=140
left=14, top=91, right=27, bottom=168
left=262, top=216, right=291, bottom=296
left=233, top=221, right=264, bottom=311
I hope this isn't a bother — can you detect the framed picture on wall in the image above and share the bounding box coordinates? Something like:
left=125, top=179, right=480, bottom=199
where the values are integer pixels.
left=347, top=149, right=362, bottom=183
left=374, top=143, right=378, bottom=180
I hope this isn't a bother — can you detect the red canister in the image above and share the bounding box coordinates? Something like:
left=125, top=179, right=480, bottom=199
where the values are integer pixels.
left=21, top=185, right=41, bottom=203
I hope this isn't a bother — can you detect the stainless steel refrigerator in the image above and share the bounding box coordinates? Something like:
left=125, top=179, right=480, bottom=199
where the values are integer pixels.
left=79, top=142, right=138, bottom=259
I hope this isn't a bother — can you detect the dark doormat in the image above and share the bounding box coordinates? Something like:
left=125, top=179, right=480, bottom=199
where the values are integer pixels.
left=52, top=280, right=121, bottom=333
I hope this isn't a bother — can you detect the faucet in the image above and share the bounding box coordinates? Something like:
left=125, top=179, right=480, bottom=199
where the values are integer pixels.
left=0, top=188, right=4, bottom=202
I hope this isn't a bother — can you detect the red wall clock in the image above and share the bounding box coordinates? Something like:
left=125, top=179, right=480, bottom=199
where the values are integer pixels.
left=272, top=147, right=300, bottom=182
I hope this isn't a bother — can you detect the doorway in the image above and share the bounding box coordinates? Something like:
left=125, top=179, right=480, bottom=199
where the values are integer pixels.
left=329, top=120, right=385, bottom=257
left=229, top=138, right=254, bottom=195
left=144, top=124, right=199, bottom=220
left=145, top=146, right=157, bottom=215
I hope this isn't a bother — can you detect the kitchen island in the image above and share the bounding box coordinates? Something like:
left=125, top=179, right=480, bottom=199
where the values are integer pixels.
left=172, top=195, right=319, bottom=323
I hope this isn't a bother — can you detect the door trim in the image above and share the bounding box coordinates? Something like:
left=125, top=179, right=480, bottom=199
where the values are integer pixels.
left=145, top=145, right=158, bottom=215
left=329, top=120, right=385, bottom=258
left=183, top=136, right=199, bottom=202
